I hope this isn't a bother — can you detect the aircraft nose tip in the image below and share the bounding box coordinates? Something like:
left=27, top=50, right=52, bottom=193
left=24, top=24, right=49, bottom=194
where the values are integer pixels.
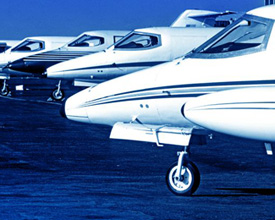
left=60, top=101, right=67, bottom=119
left=42, top=71, right=47, bottom=78
left=46, top=69, right=64, bottom=79
left=8, top=60, right=26, bottom=71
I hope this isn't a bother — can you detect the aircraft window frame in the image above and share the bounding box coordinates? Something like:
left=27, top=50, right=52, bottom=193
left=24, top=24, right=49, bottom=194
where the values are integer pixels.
left=114, top=32, right=161, bottom=51
left=113, top=36, right=125, bottom=43
left=11, top=40, right=45, bottom=52
left=189, top=14, right=274, bottom=59
left=68, top=34, right=105, bottom=47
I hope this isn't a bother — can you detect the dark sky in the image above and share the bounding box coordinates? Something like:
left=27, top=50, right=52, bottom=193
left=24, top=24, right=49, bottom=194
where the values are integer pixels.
left=0, top=0, right=264, bottom=40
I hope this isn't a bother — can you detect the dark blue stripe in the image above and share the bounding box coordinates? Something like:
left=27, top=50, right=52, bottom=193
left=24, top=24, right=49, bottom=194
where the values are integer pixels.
left=63, top=61, right=166, bottom=72
left=83, top=93, right=204, bottom=107
left=25, top=51, right=95, bottom=59
left=205, top=101, right=275, bottom=107
left=202, top=107, right=275, bottom=110
left=199, top=101, right=275, bottom=110
left=90, top=80, right=275, bottom=104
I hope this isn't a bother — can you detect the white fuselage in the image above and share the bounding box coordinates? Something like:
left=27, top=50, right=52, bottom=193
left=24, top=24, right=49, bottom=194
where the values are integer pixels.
left=7, top=31, right=129, bottom=74
left=0, top=36, right=73, bottom=76
left=63, top=6, right=275, bottom=143
left=64, top=48, right=275, bottom=126
left=46, top=27, right=222, bottom=80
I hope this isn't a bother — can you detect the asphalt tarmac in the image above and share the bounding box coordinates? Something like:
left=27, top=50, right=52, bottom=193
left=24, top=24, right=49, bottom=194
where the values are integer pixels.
left=0, top=79, right=274, bottom=220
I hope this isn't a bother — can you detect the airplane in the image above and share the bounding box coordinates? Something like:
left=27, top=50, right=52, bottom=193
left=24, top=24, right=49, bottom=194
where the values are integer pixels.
left=7, top=30, right=129, bottom=100
left=45, top=27, right=223, bottom=80
left=41, top=10, right=237, bottom=100
left=7, top=31, right=129, bottom=75
left=7, top=9, right=236, bottom=77
left=0, top=36, right=74, bottom=96
left=60, top=5, right=275, bottom=196
left=7, top=10, right=237, bottom=101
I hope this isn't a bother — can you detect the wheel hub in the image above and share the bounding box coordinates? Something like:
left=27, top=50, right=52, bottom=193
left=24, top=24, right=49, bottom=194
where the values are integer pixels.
left=170, top=166, right=192, bottom=191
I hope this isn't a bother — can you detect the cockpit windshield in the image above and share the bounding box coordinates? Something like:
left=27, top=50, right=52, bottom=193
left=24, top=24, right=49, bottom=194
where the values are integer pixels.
left=12, top=40, right=45, bottom=52
left=114, top=32, right=160, bottom=50
left=68, top=34, right=105, bottom=47
left=191, top=14, right=274, bottom=58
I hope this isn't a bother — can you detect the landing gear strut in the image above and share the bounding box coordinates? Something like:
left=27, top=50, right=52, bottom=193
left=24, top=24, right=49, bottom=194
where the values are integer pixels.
left=51, top=80, right=65, bottom=101
left=1, top=80, right=10, bottom=96
left=166, top=146, right=200, bottom=196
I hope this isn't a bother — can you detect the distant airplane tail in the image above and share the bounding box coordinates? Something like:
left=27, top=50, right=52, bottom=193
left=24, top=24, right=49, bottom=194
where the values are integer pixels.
left=171, top=9, right=239, bottom=28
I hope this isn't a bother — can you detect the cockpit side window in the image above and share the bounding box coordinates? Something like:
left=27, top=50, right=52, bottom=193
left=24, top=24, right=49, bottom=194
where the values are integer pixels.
left=12, top=40, right=45, bottom=52
left=191, top=14, right=274, bottom=58
left=68, top=35, right=105, bottom=47
left=114, top=33, right=161, bottom=50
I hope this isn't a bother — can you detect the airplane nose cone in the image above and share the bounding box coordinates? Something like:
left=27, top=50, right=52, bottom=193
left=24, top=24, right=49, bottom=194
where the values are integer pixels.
left=9, top=59, right=46, bottom=74
left=41, top=71, right=47, bottom=78
left=60, top=101, right=67, bottom=119
left=61, top=90, right=91, bottom=123
left=8, top=60, right=26, bottom=72
left=46, top=69, right=64, bottom=79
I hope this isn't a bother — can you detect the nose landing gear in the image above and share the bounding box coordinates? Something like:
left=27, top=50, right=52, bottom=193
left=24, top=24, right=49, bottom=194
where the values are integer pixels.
left=166, top=147, right=200, bottom=196
left=1, top=80, right=10, bottom=96
left=50, top=80, right=65, bottom=101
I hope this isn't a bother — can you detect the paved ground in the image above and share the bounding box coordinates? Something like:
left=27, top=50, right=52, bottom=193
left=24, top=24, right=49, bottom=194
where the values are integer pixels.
left=0, top=80, right=274, bottom=219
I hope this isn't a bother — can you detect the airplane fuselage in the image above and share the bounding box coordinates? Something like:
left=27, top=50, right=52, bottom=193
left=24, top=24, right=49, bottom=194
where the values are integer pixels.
left=0, top=36, right=74, bottom=77
left=47, top=27, right=222, bottom=80
left=8, top=31, right=129, bottom=75
left=61, top=5, right=275, bottom=196
left=63, top=47, right=275, bottom=128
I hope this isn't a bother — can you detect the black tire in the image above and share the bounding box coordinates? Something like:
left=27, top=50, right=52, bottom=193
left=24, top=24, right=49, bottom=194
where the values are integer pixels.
left=166, top=161, right=200, bottom=196
left=1, top=85, right=9, bottom=96
left=51, top=88, right=65, bottom=101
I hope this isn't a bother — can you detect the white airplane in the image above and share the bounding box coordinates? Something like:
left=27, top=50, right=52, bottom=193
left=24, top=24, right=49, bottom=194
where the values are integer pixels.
left=7, top=31, right=129, bottom=100
left=46, top=27, right=222, bottom=80
left=0, top=36, right=73, bottom=96
left=60, top=5, right=275, bottom=196
left=7, top=31, right=129, bottom=75
left=44, top=10, right=238, bottom=99
left=8, top=9, right=235, bottom=77
left=7, top=10, right=234, bottom=101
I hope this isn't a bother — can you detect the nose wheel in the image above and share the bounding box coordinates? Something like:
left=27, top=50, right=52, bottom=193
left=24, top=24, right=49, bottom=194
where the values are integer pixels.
left=51, top=88, right=65, bottom=101
left=50, top=80, right=65, bottom=101
left=166, top=149, right=200, bottom=196
left=1, top=80, right=10, bottom=96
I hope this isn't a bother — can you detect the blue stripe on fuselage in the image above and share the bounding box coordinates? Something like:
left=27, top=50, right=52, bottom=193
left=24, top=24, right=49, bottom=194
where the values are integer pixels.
left=80, top=80, right=275, bottom=108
